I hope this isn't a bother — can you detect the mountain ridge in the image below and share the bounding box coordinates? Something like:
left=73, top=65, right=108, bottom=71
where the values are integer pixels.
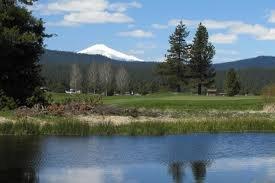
left=40, top=49, right=275, bottom=71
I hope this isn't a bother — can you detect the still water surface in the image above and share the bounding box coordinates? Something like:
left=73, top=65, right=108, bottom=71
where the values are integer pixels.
left=1, top=134, right=275, bottom=183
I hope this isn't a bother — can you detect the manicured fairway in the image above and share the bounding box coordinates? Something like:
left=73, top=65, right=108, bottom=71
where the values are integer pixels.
left=51, top=92, right=263, bottom=111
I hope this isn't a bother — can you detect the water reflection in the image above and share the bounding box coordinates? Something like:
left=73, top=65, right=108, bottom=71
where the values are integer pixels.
left=168, top=162, right=185, bottom=183
left=0, top=168, right=38, bottom=183
left=0, top=136, right=41, bottom=183
left=0, top=134, right=275, bottom=182
left=168, top=161, right=210, bottom=183
left=191, top=161, right=208, bottom=183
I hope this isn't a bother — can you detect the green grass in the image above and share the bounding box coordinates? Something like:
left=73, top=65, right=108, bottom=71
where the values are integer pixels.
left=1, top=117, right=275, bottom=136
left=50, top=92, right=263, bottom=111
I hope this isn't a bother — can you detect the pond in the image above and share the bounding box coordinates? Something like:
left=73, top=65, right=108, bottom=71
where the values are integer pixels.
left=1, top=134, right=275, bottom=183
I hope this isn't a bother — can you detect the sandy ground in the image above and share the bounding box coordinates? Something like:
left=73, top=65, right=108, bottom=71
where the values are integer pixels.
left=0, top=117, right=9, bottom=123
left=77, top=114, right=178, bottom=125
left=263, top=104, right=275, bottom=113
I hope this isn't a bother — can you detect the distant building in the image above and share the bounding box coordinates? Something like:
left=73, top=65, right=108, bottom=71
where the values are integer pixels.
left=65, top=89, right=81, bottom=94
left=207, top=89, right=217, bottom=96
left=40, top=87, right=49, bottom=92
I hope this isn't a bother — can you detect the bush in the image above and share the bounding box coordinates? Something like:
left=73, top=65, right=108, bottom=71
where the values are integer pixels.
left=0, top=90, right=17, bottom=110
left=26, top=87, right=52, bottom=107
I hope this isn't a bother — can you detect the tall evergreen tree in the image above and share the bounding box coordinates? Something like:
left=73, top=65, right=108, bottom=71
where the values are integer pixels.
left=225, top=68, right=241, bottom=96
left=189, top=23, right=216, bottom=95
left=0, top=0, right=48, bottom=105
left=157, top=21, right=189, bottom=92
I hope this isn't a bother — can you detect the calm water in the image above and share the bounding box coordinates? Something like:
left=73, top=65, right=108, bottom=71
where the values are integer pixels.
left=1, top=134, right=275, bottom=183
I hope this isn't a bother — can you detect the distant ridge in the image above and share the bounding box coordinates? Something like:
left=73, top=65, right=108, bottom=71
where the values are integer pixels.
left=41, top=50, right=275, bottom=71
left=214, top=56, right=275, bottom=70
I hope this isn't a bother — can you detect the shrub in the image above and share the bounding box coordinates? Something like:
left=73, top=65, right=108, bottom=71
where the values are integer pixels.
left=26, top=87, right=52, bottom=107
left=0, top=90, right=17, bottom=110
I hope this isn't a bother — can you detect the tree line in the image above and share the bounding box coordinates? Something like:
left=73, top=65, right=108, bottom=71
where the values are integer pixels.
left=40, top=21, right=275, bottom=97
left=69, top=62, right=131, bottom=96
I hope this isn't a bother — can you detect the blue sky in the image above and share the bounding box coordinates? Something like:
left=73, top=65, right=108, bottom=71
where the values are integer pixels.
left=30, top=0, right=275, bottom=63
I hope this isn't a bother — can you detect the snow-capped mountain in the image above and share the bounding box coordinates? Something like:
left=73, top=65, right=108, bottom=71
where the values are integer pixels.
left=78, top=44, right=143, bottom=62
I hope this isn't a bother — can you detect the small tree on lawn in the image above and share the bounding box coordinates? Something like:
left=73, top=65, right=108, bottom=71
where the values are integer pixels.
left=189, top=23, right=216, bottom=95
left=157, top=21, right=190, bottom=92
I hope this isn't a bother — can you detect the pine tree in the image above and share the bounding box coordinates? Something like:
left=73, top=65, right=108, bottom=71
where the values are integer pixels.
left=157, top=21, right=189, bottom=92
left=0, top=0, right=48, bottom=105
left=225, top=68, right=241, bottom=96
left=189, top=23, right=216, bottom=95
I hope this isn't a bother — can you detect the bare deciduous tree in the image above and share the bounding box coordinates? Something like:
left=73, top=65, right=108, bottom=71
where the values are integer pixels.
left=87, top=62, right=98, bottom=94
left=116, top=66, right=129, bottom=94
left=99, top=62, right=112, bottom=96
left=70, top=64, right=82, bottom=90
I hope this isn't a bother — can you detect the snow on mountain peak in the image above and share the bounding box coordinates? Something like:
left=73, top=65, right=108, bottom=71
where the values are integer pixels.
left=77, top=44, right=143, bottom=62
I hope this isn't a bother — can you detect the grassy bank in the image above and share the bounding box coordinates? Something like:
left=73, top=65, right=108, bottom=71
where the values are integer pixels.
left=1, top=117, right=275, bottom=136
left=0, top=92, right=271, bottom=136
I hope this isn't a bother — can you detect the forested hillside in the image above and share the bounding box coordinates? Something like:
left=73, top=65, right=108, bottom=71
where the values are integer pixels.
left=40, top=50, right=275, bottom=94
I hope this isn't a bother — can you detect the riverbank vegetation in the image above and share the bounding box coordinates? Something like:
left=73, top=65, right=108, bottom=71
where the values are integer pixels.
left=0, top=92, right=274, bottom=136
left=1, top=116, right=275, bottom=136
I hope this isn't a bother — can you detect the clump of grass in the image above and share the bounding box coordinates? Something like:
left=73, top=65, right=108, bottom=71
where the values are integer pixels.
left=0, top=119, right=40, bottom=135
left=90, top=122, right=119, bottom=136
left=41, top=120, right=90, bottom=136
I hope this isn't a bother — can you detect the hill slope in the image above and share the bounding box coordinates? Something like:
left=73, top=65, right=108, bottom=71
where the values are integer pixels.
left=214, top=56, right=275, bottom=70
left=40, top=50, right=275, bottom=70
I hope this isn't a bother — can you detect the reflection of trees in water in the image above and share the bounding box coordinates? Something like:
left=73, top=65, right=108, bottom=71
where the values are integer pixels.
left=0, top=137, right=41, bottom=183
left=168, top=162, right=185, bottom=183
left=168, top=161, right=211, bottom=183
left=0, top=168, right=38, bottom=183
left=191, top=161, right=208, bottom=183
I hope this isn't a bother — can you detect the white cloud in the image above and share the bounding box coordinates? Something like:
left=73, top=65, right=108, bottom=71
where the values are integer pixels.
left=108, top=1, right=142, bottom=12
left=32, top=0, right=140, bottom=25
left=136, top=42, right=157, bottom=49
left=163, top=19, right=243, bottom=30
left=63, top=11, right=133, bottom=24
left=168, top=19, right=198, bottom=27
left=128, top=49, right=145, bottom=55
left=217, top=49, right=239, bottom=55
left=154, top=18, right=275, bottom=42
left=210, top=33, right=238, bottom=44
left=152, top=24, right=168, bottom=29
left=268, top=10, right=275, bottom=23
left=117, top=29, right=154, bottom=38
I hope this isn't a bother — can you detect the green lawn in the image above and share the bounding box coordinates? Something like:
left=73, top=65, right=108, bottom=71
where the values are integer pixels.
left=50, top=92, right=263, bottom=111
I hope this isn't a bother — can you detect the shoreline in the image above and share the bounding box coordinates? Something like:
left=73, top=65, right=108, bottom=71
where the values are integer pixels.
left=1, top=114, right=275, bottom=136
